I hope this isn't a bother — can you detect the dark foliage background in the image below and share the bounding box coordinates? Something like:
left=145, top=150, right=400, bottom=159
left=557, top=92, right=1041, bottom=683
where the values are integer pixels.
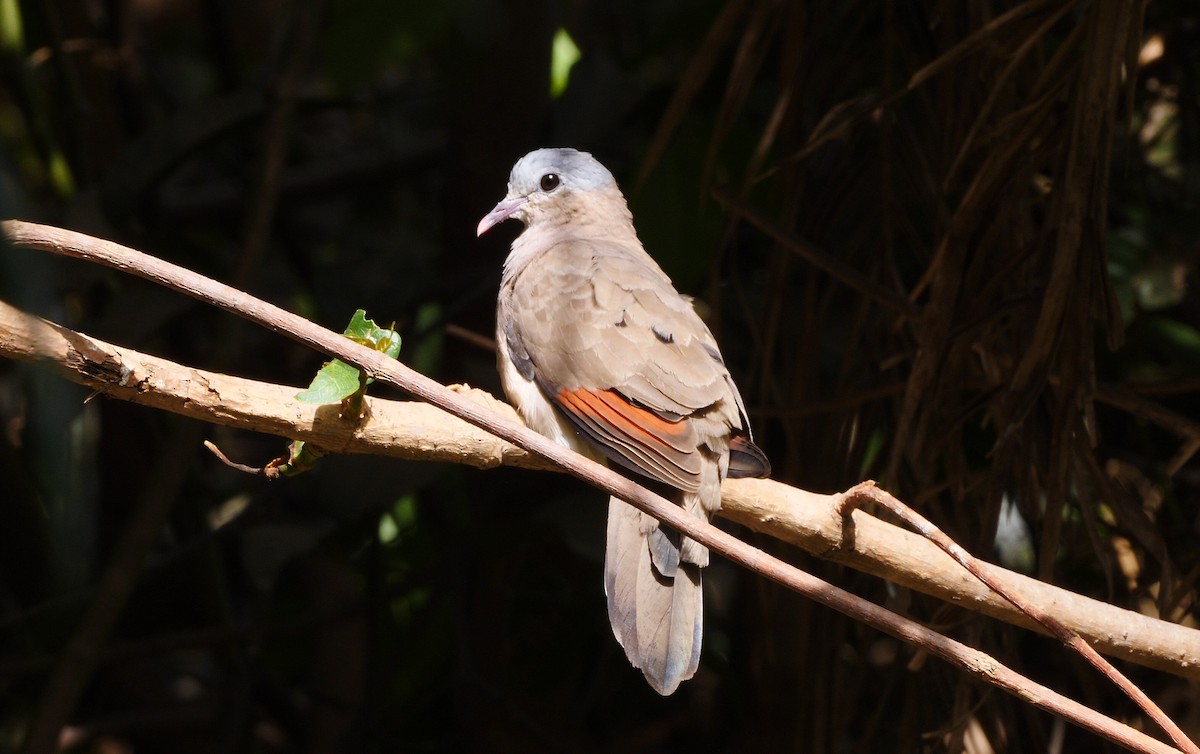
left=0, top=1, right=1197, bottom=752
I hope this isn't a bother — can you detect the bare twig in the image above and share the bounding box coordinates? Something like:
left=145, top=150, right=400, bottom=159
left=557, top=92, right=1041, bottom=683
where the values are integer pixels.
left=1, top=220, right=1192, bottom=754
left=203, top=439, right=269, bottom=475
left=838, top=482, right=1199, bottom=754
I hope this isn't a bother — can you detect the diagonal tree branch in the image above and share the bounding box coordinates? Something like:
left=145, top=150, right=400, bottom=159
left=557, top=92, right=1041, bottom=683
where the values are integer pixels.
left=1, top=295, right=1196, bottom=682
left=2, top=220, right=1195, bottom=754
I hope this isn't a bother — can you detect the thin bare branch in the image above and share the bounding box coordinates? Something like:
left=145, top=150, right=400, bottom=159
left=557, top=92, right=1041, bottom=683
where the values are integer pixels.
left=838, top=483, right=1199, bottom=754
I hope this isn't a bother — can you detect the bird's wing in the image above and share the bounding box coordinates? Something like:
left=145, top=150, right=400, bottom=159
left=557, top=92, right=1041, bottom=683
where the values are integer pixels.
left=505, top=238, right=745, bottom=491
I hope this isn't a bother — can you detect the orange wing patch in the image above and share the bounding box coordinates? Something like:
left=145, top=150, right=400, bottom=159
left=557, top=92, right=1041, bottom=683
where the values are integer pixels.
left=555, top=387, right=701, bottom=491
left=565, top=388, right=692, bottom=448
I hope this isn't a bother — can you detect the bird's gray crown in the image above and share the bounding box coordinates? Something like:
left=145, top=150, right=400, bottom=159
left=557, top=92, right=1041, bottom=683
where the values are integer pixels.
left=507, top=148, right=616, bottom=195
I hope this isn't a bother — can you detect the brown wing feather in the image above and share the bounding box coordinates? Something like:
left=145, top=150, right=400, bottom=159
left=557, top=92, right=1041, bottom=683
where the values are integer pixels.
left=554, top=387, right=702, bottom=492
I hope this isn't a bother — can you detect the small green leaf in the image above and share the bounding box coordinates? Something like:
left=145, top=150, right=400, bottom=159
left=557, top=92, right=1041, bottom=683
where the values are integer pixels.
left=296, top=358, right=364, bottom=404
left=345, top=309, right=402, bottom=360
left=550, top=28, right=581, bottom=99
left=344, top=309, right=376, bottom=339
left=0, top=0, right=24, bottom=54
left=296, top=310, right=401, bottom=404
left=392, top=494, right=417, bottom=528
left=48, top=150, right=75, bottom=199
left=378, top=511, right=399, bottom=543
left=378, top=494, right=417, bottom=545
left=376, top=329, right=402, bottom=360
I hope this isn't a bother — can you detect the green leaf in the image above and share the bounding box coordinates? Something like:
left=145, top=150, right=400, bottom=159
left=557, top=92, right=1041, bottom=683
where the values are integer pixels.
left=343, top=309, right=375, bottom=340
left=344, top=309, right=402, bottom=361
left=378, top=493, right=418, bottom=545
left=295, top=358, right=364, bottom=404
left=295, top=309, right=401, bottom=405
left=550, top=28, right=581, bottom=99
left=0, top=0, right=24, bottom=54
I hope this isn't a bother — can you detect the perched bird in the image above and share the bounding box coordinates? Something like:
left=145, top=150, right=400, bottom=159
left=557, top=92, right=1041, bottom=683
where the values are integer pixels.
left=478, top=148, right=769, bottom=695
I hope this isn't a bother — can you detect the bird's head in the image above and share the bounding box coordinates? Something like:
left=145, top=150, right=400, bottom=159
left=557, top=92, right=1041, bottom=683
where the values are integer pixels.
left=477, top=148, right=620, bottom=237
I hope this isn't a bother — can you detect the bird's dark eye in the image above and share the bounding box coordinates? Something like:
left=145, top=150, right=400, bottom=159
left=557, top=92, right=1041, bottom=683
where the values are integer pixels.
left=540, top=173, right=561, bottom=191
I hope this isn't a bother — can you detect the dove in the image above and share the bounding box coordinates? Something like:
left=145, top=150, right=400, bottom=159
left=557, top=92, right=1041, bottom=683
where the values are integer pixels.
left=478, top=148, right=769, bottom=695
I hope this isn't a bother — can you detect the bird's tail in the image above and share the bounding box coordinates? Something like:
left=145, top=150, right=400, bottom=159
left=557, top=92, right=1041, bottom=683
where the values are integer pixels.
left=603, top=490, right=711, bottom=695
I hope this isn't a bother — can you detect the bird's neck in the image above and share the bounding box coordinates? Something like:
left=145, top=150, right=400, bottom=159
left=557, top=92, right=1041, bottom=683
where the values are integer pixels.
left=502, top=193, right=640, bottom=283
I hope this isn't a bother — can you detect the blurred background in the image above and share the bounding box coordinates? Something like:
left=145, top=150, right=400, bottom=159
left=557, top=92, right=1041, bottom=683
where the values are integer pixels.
left=1, top=0, right=1198, bottom=751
